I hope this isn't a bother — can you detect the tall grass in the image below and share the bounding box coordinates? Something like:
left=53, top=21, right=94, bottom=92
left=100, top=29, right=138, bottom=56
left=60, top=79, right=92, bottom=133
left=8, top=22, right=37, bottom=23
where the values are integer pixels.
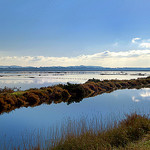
left=2, top=112, right=148, bottom=150
left=50, top=113, right=150, bottom=150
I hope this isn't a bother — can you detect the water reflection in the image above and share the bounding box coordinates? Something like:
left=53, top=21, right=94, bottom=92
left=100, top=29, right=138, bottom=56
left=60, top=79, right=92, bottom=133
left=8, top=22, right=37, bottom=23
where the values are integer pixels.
left=0, top=71, right=150, bottom=90
left=132, top=88, right=150, bottom=102
left=132, top=96, right=140, bottom=102
left=0, top=88, right=150, bottom=149
left=140, top=89, right=150, bottom=98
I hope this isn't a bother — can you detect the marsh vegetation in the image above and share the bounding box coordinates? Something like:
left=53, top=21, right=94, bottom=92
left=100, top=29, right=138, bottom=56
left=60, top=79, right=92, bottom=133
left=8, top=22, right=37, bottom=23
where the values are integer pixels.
left=2, top=113, right=149, bottom=150
left=1, top=77, right=150, bottom=114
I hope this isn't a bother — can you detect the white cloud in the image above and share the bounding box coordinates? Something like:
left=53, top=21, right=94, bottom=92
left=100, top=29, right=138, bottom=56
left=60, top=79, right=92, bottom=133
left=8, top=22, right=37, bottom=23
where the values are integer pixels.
left=139, top=42, right=150, bottom=48
left=132, top=38, right=150, bottom=48
left=132, top=38, right=141, bottom=43
left=0, top=49, right=150, bottom=67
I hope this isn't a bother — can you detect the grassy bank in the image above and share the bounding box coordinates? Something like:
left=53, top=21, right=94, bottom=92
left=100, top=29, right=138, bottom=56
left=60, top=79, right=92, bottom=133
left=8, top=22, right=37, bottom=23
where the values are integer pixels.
left=9, top=113, right=150, bottom=150
left=49, top=113, right=150, bottom=150
left=1, top=76, right=150, bottom=114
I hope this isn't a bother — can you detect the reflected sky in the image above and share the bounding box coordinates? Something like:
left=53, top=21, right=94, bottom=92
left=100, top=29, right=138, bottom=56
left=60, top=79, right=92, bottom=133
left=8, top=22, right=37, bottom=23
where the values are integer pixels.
left=0, top=71, right=150, bottom=90
left=132, top=88, right=150, bottom=102
left=0, top=88, right=150, bottom=148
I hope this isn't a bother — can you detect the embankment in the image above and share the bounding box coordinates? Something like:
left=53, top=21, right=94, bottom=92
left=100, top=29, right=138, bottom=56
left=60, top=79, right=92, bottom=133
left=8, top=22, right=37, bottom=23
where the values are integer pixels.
left=1, top=77, right=150, bottom=114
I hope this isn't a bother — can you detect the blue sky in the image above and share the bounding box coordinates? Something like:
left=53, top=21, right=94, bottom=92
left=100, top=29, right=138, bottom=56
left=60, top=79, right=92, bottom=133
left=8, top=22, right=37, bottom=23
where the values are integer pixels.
left=0, top=0, right=150, bottom=67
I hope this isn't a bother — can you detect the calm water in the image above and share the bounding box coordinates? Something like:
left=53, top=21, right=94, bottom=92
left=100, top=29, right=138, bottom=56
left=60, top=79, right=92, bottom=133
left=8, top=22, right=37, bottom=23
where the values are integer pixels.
left=0, top=88, right=150, bottom=148
left=0, top=71, right=150, bottom=90
left=0, top=71, right=150, bottom=149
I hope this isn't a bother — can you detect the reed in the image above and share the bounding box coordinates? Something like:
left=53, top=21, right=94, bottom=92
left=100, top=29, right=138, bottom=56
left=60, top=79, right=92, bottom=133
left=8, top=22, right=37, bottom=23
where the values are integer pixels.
left=50, top=113, right=150, bottom=150
left=4, top=112, right=149, bottom=150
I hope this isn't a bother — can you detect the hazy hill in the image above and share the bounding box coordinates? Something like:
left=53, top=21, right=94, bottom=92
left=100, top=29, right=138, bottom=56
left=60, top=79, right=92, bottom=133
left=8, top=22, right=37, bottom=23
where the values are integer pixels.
left=0, top=65, right=150, bottom=71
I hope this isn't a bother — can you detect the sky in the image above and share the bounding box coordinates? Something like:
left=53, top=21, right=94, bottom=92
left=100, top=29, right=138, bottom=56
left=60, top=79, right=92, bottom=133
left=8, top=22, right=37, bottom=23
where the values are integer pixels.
left=0, top=0, right=150, bottom=67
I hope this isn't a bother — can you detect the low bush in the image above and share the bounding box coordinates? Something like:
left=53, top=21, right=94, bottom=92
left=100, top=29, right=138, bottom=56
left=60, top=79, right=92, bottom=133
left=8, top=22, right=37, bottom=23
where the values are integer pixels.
left=23, top=92, right=40, bottom=106
left=61, top=90, right=71, bottom=101
left=64, top=82, right=86, bottom=99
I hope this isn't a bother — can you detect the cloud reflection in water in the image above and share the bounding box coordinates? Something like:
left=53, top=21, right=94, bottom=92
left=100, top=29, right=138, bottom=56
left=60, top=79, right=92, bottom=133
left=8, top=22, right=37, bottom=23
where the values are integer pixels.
left=132, top=88, right=150, bottom=102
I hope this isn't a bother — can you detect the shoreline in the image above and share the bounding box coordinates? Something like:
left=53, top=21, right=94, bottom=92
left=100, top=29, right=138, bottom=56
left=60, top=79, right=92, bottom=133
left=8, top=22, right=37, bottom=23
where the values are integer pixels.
left=1, top=77, right=150, bottom=114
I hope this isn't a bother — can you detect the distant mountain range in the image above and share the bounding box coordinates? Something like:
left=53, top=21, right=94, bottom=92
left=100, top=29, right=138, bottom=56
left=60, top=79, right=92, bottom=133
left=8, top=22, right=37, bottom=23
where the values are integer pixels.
left=0, top=65, right=150, bottom=71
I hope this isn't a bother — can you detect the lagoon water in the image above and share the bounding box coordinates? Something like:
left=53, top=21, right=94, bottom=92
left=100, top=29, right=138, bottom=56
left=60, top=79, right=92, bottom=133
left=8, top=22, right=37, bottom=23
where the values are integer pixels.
left=0, top=71, right=150, bottom=148
left=0, top=71, right=150, bottom=90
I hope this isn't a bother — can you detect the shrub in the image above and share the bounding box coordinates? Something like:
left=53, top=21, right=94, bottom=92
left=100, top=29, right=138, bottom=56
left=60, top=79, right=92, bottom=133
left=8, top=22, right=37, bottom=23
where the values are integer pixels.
left=27, top=89, right=49, bottom=102
left=23, top=92, right=40, bottom=105
left=120, top=113, right=150, bottom=141
left=81, top=84, right=94, bottom=97
left=46, top=87, right=53, bottom=95
left=51, top=87, right=64, bottom=101
left=64, top=83, right=86, bottom=99
left=1, top=77, right=150, bottom=114
left=4, top=95, right=18, bottom=106
left=0, top=98, right=6, bottom=109
left=87, top=78, right=101, bottom=83
left=86, top=82, right=98, bottom=92
left=61, top=90, right=71, bottom=101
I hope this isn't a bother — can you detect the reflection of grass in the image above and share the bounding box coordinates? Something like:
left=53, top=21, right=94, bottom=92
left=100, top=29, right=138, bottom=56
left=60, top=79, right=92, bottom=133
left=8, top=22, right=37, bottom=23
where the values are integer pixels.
left=1, top=76, right=150, bottom=114
left=1, top=113, right=148, bottom=149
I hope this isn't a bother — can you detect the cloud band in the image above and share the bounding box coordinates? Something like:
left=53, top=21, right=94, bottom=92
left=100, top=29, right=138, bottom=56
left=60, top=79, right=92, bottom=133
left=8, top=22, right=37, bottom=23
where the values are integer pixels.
left=0, top=49, right=150, bottom=67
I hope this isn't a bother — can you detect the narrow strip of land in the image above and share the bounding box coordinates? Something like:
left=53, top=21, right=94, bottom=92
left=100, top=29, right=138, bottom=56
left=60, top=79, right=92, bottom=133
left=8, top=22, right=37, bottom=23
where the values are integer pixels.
left=0, top=77, right=150, bottom=114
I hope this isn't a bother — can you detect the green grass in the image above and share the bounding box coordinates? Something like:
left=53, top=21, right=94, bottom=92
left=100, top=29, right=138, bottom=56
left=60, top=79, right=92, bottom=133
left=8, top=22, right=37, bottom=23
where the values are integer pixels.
left=11, top=91, right=26, bottom=96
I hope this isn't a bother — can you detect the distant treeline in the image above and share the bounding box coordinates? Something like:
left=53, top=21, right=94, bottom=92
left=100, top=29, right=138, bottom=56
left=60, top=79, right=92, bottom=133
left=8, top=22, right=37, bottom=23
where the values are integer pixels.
left=1, top=77, right=150, bottom=114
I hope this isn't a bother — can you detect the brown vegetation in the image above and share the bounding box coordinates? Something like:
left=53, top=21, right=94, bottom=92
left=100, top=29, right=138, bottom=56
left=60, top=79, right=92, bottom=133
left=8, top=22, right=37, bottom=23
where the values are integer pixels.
left=50, top=113, right=150, bottom=150
left=1, top=76, right=150, bottom=114
left=10, top=113, right=150, bottom=150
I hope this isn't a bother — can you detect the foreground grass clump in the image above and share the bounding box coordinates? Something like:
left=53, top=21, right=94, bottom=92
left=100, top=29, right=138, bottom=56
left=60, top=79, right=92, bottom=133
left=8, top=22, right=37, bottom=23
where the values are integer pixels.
left=50, top=113, right=150, bottom=150
left=119, top=134, right=150, bottom=150
left=1, top=113, right=150, bottom=150
left=1, top=76, right=150, bottom=114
